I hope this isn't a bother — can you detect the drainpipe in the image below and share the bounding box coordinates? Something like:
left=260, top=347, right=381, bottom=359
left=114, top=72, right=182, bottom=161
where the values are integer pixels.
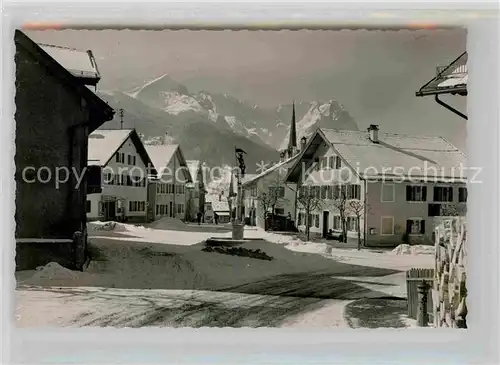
left=363, top=178, right=368, bottom=247
left=435, top=94, right=468, bottom=120
left=173, top=150, right=176, bottom=218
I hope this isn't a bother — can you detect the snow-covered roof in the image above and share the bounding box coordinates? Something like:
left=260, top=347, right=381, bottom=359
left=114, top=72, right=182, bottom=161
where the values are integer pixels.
left=288, top=128, right=467, bottom=183
left=145, top=144, right=179, bottom=173
left=88, top=129, right=133, bottom=165
left=145, top=144, right=192, bottom=182
left=324, top=129, right=466, bottom=181
left=39, top=44, right=100, bottom=82
left=416, top=52, right=467, bottom=97
left=243, top=154, right=300, bottom=186
left=206, top=195, right=230, bottom=212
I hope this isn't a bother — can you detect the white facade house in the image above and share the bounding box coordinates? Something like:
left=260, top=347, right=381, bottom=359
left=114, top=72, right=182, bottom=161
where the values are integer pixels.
left=146, top=143, right=192, bottom=221
left=242, top=154, right=300, bottom=229
left=242, top=101, right=302, bottom=229
left=286, top=125, right=467, bottom=246
left=87, top=129, right=154, bottom=223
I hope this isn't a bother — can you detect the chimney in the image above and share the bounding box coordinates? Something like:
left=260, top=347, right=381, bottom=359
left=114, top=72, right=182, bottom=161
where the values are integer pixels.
left=368, top=124, right=379, bottom=143
left=162, top=132, right=168, bottom=145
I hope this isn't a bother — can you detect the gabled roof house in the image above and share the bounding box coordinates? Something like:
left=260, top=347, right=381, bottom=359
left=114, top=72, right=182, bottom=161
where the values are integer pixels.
left=87, top=128, right=156, bottom=222
left=286, top=126, right=467, bottom=246
left=14, top=30, right=114, bottom=270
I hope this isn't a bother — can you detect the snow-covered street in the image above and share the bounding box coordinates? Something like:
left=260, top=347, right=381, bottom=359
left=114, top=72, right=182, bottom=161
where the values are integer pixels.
left=15, top=221, right=433, bottom=328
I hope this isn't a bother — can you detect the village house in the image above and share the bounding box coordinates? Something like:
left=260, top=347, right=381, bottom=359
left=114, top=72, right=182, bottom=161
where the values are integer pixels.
left=204, top=193, right=231, bottom=224
left=285, top=125, right=467, bottom=246
left=242, top=102, right=302, bottom=229
left=186, top=160, right=207, bottom=222
left=87, top=128, right=155, bottom=223
left=145, top=137, right=192, bottom=221
left=14, top=30, right=114, bottom=270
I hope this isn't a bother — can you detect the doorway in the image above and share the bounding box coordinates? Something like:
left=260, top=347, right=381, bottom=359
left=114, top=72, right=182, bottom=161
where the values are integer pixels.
left=104, top=201, right=117, bottom=221
left=169, top=202, right=174, bottom=218
left=322, top=211, right=330, bottom=238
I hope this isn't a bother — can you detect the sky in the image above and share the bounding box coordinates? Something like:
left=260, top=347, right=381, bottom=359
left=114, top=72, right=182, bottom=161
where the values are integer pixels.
left=26, top=28, right=467, bottom=149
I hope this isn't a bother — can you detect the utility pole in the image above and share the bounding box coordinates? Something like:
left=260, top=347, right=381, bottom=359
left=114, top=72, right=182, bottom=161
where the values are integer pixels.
left=119, top=108, right=124, bottom=129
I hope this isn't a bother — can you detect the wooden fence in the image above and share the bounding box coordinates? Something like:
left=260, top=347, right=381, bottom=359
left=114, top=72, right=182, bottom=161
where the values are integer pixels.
left=406, top=268, right=434, bottom=320
left=433, top=217, right=468, bottom=328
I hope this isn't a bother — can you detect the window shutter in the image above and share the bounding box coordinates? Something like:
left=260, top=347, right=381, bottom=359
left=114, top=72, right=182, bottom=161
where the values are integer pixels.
left=406, top=220, right=412, bottom=233
left=329, top=156, right=334, bottom=169
left=449, top=187, right=454, bottom=202
left=336, top=156, right=342, bottom=169
left=406, top=186, right=411, bottom=201
left=422, top=187, right=427, bottom=201
left=420, top=220, right=426, bottom=234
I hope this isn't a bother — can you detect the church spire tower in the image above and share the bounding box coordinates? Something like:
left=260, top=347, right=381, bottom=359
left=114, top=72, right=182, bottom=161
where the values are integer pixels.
left=287, top=101, right=297, bottom=158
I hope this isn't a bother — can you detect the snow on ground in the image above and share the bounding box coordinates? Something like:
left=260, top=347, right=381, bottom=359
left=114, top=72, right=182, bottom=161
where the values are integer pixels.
left=88, top=220, right=226, bottom=246
left=227, top=227, right=434, bottom=271
left=16, top=224, right=435, bottom=328
left=15, top=286, right=350, bottom=328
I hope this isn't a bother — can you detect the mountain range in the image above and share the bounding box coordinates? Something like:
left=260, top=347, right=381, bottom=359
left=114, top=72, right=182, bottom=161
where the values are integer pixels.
left=97, top=74, right=359, bottom=173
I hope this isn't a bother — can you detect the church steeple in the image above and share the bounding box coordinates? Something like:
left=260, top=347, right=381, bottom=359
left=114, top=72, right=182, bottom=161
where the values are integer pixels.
left=287, top=101, right=297, bottom=157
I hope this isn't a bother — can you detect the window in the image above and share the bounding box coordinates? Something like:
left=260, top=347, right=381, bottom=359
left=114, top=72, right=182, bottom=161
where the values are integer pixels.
left=333, top=216, right=341, bottom=229
left=314, top=214, right=320, bottom=228
left=406, top=218, right=425, bottom=234
left=115, top=152, right=125, bottom=163
left=459, top=187, right=468, bottom=203
left=298, top=213, right=302, bottom=225
left=308, top=214, right=313, bottom=227
left=434, top=186, right=453, bottom=202
left=320, top=157, right=328, bottom=170
left=381, top=183, right=395, bottom=202
left=127, top=155, right=132, bottom=165
left=321, top=186, right=327, bottom=199
left=86, top=200, right=91, bottom=213
left=335, top=156, right=342, bottom=169
left=133, top=156, right=136, bottom=165
left=347, top=217, right=358, bottom=232
left=328, top=156, right=334, bottom=169
left=406, top=185, right=427, bottom=202
left=177, top=204, right=184, bottom=214
left=156, top=205, right=159, bottom=215
left=327, top=186, right=333, bottom=199
left=129, top=201, right=146, bottom=212
left=314, top=186, right=321, bottom=198
left=269, top=186, right=285, bottom=198
left=275, top=208, right=285, bottom=215
left=346, top=184, right=361, bottom=200
left=381, top=216, right=394, bottom=235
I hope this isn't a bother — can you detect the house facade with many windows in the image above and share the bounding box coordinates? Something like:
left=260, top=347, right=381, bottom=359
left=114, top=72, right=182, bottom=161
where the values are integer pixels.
left=145, top=143, right=192, bottom=221
left=87, top=129, right=154, bottom=223
left=286, top=125, right=467, bottom=246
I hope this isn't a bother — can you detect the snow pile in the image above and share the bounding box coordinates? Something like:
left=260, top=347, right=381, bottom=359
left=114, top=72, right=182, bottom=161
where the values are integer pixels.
left=87, top=221, right=129, bottom=233
left=30, top=262, right=80, bottom=281
left=390, top=244, right=435, bottom=256
left=147, top=217, right=186, bottom=231
left=285, top=241, right=333, bottom=256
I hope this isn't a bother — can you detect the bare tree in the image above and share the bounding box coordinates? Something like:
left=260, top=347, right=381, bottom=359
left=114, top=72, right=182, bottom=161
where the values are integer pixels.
left=255, top=168, right=289, bottom=229
left=328, top=185, right=349, bottom=243
left=296, top=185, right=323, bottom=241
left=347, top=199, right=365, bottom=250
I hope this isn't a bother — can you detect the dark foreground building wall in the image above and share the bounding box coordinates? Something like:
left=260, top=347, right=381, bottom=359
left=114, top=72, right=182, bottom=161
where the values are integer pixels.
left=14, top=30, right=114, bottom=270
